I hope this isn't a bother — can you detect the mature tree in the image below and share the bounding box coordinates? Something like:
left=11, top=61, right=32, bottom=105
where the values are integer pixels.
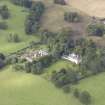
left=13, top=64, right=24, bottom=71
left=0, top=53, right=5, bottom=69
left=40, top=29, right=55, bottom=44
left=31, top=1, right=45, bottom=14
left=11, top=56, right=18, bottom=64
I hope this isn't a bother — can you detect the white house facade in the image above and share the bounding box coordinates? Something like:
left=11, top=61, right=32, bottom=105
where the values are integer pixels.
left=62, top=53, right=82, bottom=64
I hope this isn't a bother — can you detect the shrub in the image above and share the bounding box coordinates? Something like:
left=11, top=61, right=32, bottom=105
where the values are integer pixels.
left=64, top=12, right=81, bottom=22
left=79, top=91, right=91, bottom=105
left=0, top=22, right=8, bottom=30
left=54, top=0, right=66, bottom=5
left=0, top=53, right=5, bottom=60
left=6, top=55, right=18, bottom=64
left=62, top=85, right=71, bottom=93
left=11, top=0, right=32, bottom=8
left=73, top=88, right=80, bottom=98
left=87, top=23, right=105, bottom=36
left=0, top=5, right=10, bottom=19
left=7, top=33, right=21, bottom=43
left=0, top=59, right=5, bottom=69
left=24, top=62, right=32, bottom=73
left=13, top=64, right=24, bottom=71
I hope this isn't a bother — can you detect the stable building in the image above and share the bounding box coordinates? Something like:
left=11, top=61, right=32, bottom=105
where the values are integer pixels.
left=21, top=50, right=48, bottom=62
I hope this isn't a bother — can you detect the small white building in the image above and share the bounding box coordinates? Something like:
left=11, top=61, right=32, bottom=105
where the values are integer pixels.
left=21, top=50, right=48, bottom=62
left=62, top=53, right=82, bottom=64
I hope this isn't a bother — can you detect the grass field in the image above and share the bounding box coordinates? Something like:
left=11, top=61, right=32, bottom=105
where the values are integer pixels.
left=74, top=72, right=105, bottom=105
left=0, top=66, right=82, bottom=105
left=69, top=0, right=105, bottom=18
left=0, top=1, right=39, bottom=54
left=1, top=64, right=105, bottom=105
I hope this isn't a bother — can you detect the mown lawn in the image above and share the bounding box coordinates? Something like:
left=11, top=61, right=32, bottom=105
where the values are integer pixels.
left=0, top=1, right=39, bottom=54
left=0, top=66, right=81, bottom=105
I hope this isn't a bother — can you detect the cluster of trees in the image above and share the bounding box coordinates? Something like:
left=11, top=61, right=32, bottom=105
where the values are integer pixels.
left=7, top=33, right=21, bottom=43
left=54, top=0, right=66, bottom=5
left=64, top=12, right=81, bottom=23
left=74, top=38, right=96, bottom=56
left=51, top=68, right=79, bottom=88
left=40, top=29, right=96, bottom=62
left=40, top=28, right=75, bottom=59
left=87, top=23, right=105, bottom=36
left=24, top=55, right=54, bottom=74
left=11, top=0, right=32, bottom=8
left=73, top=37, right=105, bottom=77
left=73, top=89, right=91, bottom=105
left=25, top=1, right=45, bottom=34
left=68, top=37, right=105, bottom=77
left=0, top=5, right=10, bottom=19
left=80, top=48, right=105, bottom=76
left=13, top=55, right=56, bottom=75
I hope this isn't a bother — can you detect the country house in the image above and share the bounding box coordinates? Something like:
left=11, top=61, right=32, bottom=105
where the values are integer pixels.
left=62, top=53, right=82, bottom=64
